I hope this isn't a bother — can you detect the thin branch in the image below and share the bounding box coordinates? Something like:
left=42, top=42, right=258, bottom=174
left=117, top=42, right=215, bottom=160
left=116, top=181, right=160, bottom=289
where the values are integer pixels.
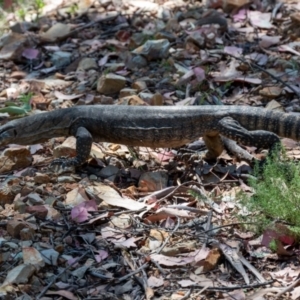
left=218, top=51, right=300, bottom=97
left=37, top=250, right=90, bottom=299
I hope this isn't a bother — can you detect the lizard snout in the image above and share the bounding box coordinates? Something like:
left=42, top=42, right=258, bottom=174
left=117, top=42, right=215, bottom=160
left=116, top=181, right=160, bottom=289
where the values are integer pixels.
left=0, top=125, right=17, bottom=146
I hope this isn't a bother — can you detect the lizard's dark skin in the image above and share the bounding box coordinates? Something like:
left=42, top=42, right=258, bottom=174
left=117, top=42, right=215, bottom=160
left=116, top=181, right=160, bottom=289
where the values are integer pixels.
left=0, top=105, right=297, bottom=168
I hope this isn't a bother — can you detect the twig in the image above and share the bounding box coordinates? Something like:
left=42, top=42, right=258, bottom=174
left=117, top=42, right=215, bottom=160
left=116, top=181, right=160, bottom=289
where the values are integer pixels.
left=272, top=2, right=283, bottom=19
left=275, top=277, right=300, bottom=298
left=150, top=258, right=167, bottom=275
left=155, top=217, right=181, bottom=254
left=154, top=180, right=217, bottom=204
left=200, top=222, right=263, bottom=234
left=37, top=250, right=90, bottom=299
left=203, top=210, right=213, bottom=247
left=180, top=288, right=193, bottom=300
left=166, top=205, right=207, bottom=214
left=218, top=51, right=300, bottom=98
left=115, top=263, right=149, bottom=283
left=169, top=280, right=273, bottom=292
left=193, top=285, right=209, bottom=297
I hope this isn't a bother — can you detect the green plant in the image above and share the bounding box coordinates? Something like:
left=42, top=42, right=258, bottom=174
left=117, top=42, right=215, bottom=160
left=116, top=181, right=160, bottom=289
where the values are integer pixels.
left=0, top=93, right=32, bottom=115
left=33, top=0, right=45, bottom=20
left=269, top=239, right=277, bottom=252
left=245, top=153, right=300, bottom=228
left=68, top=3, right=78, bottom=15
left=17, top=7, right=26, bottom=20
left=34, top=0, right=44, bottom=11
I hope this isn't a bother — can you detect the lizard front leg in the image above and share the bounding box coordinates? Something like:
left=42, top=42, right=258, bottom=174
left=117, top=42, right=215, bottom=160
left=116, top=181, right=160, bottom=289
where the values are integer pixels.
left=50, top=126, right=92, bottom=169
left=202, top=133, right=225, bottom=159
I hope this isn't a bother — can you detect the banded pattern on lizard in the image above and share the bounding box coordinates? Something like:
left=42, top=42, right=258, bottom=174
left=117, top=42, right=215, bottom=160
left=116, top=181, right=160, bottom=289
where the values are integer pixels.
left=0, top=105, right=298, bottom=168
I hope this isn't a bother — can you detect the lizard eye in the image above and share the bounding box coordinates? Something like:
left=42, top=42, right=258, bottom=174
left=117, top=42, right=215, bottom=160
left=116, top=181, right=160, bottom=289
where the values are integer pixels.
left=13, top=129, right=17, bottom=136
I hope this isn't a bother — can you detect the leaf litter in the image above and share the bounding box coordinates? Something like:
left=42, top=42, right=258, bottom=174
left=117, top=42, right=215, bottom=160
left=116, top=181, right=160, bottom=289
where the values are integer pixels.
left=0, top=0, right=300, bottom=299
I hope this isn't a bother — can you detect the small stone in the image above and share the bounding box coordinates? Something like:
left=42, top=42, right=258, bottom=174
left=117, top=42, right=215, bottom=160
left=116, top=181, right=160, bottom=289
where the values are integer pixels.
left=14, top=199, right=26, bottom=214
left=186, top=32, right=205, bottom=49
left=50, top=51, right=72, bottom=69
left=20, top=228, right=35, bottom=240
left=118, top=95, right=146, bottom=106
left=34, top=173, right=50, bottom=184
left=0, top=252, right=10, bottom=263
left=99, top=165, right=119, bottom=182
left=9, top=71, right=27, bottom=79
left=3, top=242, right=18, bottom=249
left=109, top=144, right=121, bottom=151
left=139, top=92, right=153, bottom=103
left=265, top=100, right=284, bottom=112
left=26, top=205, right=48, bottom=219
left=0, top=147, right=32, bottom=174
left=77, top=57, right=98, bottom=71
left=126, top=55, right=148, bottom=69
left=138, top=171, right=168, bottom=192
left=57, top=176, right=76, bottom=183
left=0, top=178, right=21, bottom=206
left=96, top=73, right=126, bottom=95
left=5, top=264, right=35, bottom=284
left=93, top=95, right=114, bottom=104
left=132, top=80, right=147, bottom=91
left=21, top=185, right=34, bottom=197
left=36, top=185, right=46, bottom=195
left=53, top=137, right=76, bottom=159
left=119, top=88, right=137, bottom=98
left=89, top=174, right=97, bottom=181
left=23, top=247, right=45, bottom=268
left=40, top=249, right=59, bottom=265
left=27, top=193, right=44, bottom=205
left=40, top=23, right=73, bottom=42
left=7, top=220, right=28, bottom=238
left=150, top=93, right=163, bottom=106
left=0, top=32, right=28, bottom=60
left=10, top=21, right=38, bottom=33
left=259, top=86, right=282, bottom=99
left=129, top=33, right=148, bottom=48
left=19, top=240, right=33, bottom=248
left=223, top=0, right=251, bottom=13
left=132, top=39, right=170, bottom=61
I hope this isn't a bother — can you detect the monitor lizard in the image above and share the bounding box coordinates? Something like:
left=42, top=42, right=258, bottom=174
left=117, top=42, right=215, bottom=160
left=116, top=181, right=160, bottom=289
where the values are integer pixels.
left=0, top=105, right=296, bottom=168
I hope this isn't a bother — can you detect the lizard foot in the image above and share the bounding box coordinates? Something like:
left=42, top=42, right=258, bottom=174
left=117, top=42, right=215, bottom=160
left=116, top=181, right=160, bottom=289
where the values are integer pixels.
left=49, top=157, right=76, bottom=174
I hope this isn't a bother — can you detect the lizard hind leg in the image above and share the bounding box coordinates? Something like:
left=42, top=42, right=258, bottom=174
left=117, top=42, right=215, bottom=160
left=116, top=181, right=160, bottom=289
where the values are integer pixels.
left=217, top=117, right=281, bottom=153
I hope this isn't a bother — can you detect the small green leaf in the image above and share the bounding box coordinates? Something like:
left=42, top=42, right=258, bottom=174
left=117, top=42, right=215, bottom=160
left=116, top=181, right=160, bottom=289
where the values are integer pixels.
left=0, top=106, right=29, bottom=115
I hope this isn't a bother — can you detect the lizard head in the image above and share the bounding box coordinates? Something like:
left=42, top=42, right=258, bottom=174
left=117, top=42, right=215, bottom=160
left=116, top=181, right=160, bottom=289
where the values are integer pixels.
left=0, top=112, right=70, bottom=147
left=0, top=119, right=46, bottom=146
left=0, top=121, right=26, bottom=146
left=0, top=123, right=18, bottom=146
